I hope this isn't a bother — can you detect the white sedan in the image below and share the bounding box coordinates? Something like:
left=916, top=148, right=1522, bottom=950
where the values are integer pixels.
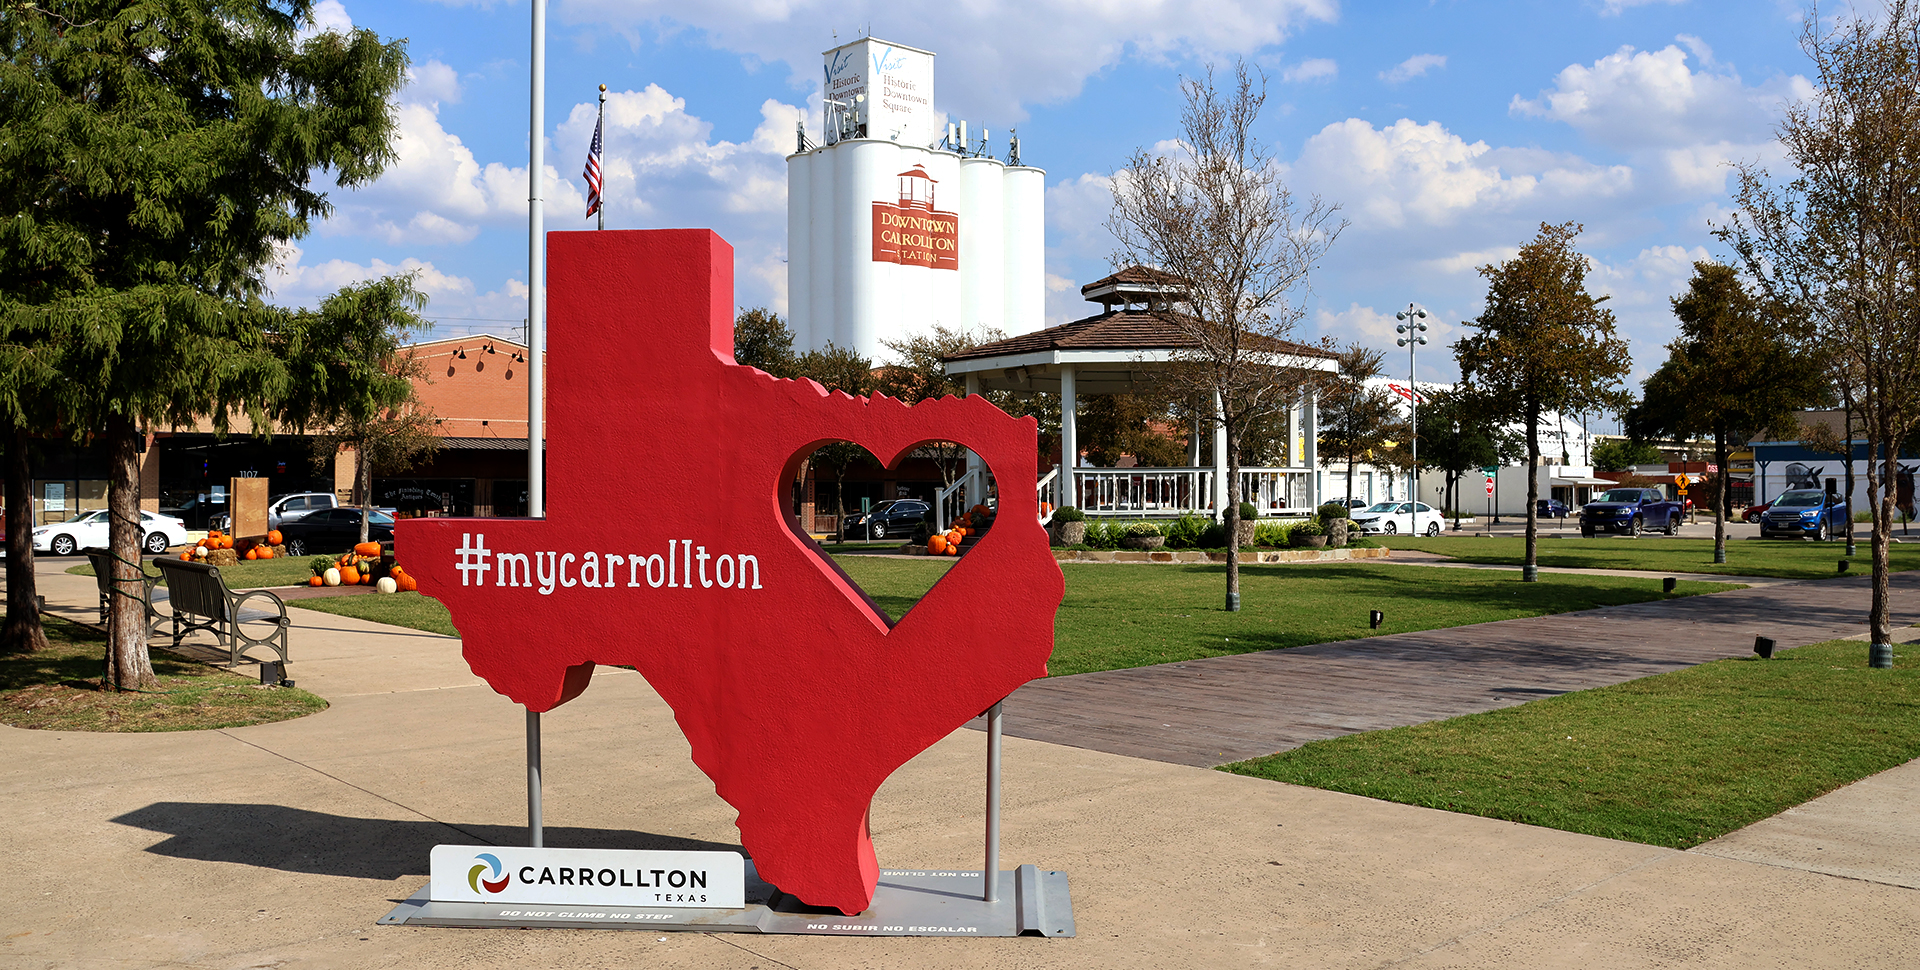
left=1351, top=501, right=1444, bottom=537
left=31, top=509, right=192, bottom=556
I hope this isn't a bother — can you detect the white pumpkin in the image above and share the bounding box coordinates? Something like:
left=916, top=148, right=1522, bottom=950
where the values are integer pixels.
left=376, top=576, right=398, bottom=594
left=323, top=567, right=341, bottom=587
left=192, top=544, right=208, bottom=559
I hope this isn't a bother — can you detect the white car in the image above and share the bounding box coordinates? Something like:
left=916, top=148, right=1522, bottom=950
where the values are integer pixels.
left=31, top=509, right=192, bottom=556
left=1351, top=501, right=1444, bottom=537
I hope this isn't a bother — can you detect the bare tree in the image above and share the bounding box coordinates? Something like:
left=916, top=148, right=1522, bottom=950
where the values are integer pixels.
left=1722, top=0, right=1920, bottom=666
left=1316, top=344, right=1403, bottom=507
left=1108, top=61, right=1345, bottom=611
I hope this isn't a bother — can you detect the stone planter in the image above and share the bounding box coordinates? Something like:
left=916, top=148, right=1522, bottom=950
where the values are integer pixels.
left=1235, top=521, right=1257, bottom=549
left=1325, top=518, right=1349, bottom=548
left=1121, top=535, right=1166, bottom=550
left=1292, top=534, right=1328, bottom=549
left=1050, top=520, right=1087, bottom=547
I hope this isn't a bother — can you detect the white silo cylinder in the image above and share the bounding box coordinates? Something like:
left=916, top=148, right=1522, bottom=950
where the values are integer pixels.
left=842, top=140, right=896, bottom=360
left=785, top=150, right=812, bottom=354
left=1002, top=165, right=1046, bottom=334
left=809, top=146, right=836, bottom=351
left=958, top=157, right=1005, bottom=338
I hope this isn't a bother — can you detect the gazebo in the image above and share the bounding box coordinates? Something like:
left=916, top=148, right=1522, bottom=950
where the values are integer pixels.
left=940, top=268, right=1339, bottom=524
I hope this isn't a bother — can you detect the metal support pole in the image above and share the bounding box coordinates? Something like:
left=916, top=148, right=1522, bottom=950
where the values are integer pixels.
left=984, top=700, right=1003, bottom=902
left=527, top=708, right=544, bottom=847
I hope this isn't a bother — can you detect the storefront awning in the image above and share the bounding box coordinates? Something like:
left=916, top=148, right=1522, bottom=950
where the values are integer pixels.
left=1552, top=476, right=1616, bottom=486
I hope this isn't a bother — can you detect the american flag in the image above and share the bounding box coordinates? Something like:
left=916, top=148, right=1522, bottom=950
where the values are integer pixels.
left=583, top=116, right=603, bottom=220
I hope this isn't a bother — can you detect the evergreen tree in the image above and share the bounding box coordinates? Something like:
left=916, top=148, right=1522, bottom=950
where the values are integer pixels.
left=733, top=307, right=796, bottom=378
left=0, top=1, right=408, bottom=686
left=1316, top=344, right=1403, bottom=506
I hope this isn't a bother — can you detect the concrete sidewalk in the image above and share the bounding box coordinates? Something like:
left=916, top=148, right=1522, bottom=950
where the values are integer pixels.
left=3, top=558, right=1917, bottom=968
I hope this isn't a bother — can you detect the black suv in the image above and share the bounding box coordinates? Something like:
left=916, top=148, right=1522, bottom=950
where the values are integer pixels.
left=1580, top=487, right=1684, bottom=537
left=840, top=499, right=930, bottom=541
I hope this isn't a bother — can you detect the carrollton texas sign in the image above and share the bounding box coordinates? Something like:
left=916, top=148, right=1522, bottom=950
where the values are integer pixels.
left=395, top=230, right=1064, bottom=917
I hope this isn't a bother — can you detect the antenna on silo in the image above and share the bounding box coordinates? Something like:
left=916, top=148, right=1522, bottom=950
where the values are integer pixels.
left=1008, top=128, right=1021, bottom=166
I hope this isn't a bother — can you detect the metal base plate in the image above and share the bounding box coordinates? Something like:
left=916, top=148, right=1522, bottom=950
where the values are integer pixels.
left=379, top=862, right=1074, bottom=938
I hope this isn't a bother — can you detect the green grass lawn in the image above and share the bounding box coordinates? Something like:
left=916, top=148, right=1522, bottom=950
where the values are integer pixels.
left=0, top=613, right=327, bottom=732
left=70, top=555, right=322, bottom=589
left=1222, top=637, right=1920, bottom=848
left=1386, top=534, right=1920, bottom=580
left=835, top=557, right=1734, bottom=677
left=287, top=591, right=457, bottom=636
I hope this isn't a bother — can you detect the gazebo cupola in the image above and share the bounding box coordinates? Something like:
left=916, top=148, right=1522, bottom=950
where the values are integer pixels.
left=1079, top=266, right=1188, bottom=313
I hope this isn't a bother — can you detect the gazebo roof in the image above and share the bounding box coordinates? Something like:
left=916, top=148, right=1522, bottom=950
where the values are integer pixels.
left=942, top=307, right=1337, bottom=394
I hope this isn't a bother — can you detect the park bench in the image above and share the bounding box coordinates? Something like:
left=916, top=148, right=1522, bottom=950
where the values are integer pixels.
left=151, top=557, right=292, bottom=673
left=81, top=547, right=168, bottom=640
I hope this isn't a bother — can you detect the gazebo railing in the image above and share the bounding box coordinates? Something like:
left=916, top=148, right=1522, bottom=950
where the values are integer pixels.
left=1062, top=467, right=1314, bottom=517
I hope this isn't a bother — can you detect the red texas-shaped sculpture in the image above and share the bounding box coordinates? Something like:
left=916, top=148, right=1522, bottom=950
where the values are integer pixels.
left=396, top=229, right=1065, bottom=916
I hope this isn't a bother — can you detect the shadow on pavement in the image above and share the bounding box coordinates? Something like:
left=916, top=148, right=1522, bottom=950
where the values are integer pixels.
left=110, top=802, right=746, bottom=880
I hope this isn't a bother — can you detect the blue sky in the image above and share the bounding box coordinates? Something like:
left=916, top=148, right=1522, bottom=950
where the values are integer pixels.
left=275, top=0, right=1817, bottom=426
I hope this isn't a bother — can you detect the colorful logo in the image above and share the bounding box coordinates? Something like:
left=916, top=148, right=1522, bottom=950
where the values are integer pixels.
left=468, top=853, right=509, bottom=894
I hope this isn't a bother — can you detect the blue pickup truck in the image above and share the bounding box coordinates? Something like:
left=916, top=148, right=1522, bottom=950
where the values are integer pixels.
left=1758, top=488, right=1849, bottom=541
left=1580, top=487, right=1685, bottom=537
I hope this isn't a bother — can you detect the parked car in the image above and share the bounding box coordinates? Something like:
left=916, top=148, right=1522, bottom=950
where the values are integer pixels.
left=268, top=492, right=341, bottom=529
left=1537, top=498, right=1570, bottom=518
left=276, top=507, right=395, bottom=557
left=1580, top=487, right=1684, bottom=537
left=1742, top=501, right=1773, bottom=523
left=1759, top=488, right=1849, bottom=541
left=839, top=499, right=931, bottom=541
left=30, top=509, right=191, bottom=556
left=1351, top=501, right=1443, bottom=536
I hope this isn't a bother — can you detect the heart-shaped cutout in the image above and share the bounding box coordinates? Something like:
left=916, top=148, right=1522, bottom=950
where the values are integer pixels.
left=785, top=441, right=1004, bottom=626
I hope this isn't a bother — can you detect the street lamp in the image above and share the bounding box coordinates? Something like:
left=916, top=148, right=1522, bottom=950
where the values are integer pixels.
left=1395, top=304, right=1428, bottom=515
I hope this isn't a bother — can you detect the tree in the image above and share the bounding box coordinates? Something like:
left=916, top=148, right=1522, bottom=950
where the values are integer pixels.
left=1626, top=262, right=1827, bottom=563
left=1591, top=438, right=1665, bottom=472
left=1454, top=222, right=1631, bottom=582
left=1108, top=61, right=1345, bottom=611
left=282, top=275, right=439, bottom=544
left=1419, top=386, right=1517, bottom=527
left=792, top=343, right=877, bottom=526
left=1078, top=392, right=1187, bottom=468
left=877, top=325, right=1004, bottom=488
left=0, top=2, right=408, bottom=688
left=734, top=307, right=797, bottom=378
left=1315, top=344, right=1402, bottom=506
left=1722, top=0, right=1920, bottom=665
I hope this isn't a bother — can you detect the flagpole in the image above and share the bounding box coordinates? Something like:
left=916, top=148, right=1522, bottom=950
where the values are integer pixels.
left=597, top=84, right=606, bottom=230
left=526, top=0, right=547, bottom=851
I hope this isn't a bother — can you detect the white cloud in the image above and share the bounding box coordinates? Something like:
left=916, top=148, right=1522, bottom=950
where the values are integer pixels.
left=1293, top=118, right=1633, bottom=231
left=558, top=0, right=1340, bottom=120
left=1380, top=54, right=1445, bottom=85
left=1586, top=244, right=1713, bottom=309
left=1043, top=172, right=1121, bottom=325
left=1600, top=0, right=1685, bottom=14
left=1283, top=58, right=1338, bottom=84
left=300, top=0, right=353, bottom=39
left=1511, top=44, right=1809, bottom=152
left=402, top=60, right=463, bottom=108
left=266, top=244, right=530, bottom=340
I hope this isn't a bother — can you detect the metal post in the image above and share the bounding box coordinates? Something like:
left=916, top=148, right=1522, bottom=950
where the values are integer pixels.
left=595, top=85, right=607, bottom=231
left=527, top=708, right=544, bottom=847
left=527, top=0, right=547, bottom=852
left=984, top=701, right=1003, bottom=902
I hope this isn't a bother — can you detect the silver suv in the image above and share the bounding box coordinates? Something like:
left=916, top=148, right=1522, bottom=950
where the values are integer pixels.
left=268, top=493, right=339, bottom=529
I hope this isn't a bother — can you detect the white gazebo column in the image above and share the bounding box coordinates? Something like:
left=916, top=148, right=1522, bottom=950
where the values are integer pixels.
left=964, top=373, right=983, bottom=508
left=1212, top=390, right=1228, bottom=521
left=1060, top=365, right=1077, bottom=510
left=1303, top=388, right=1319, bottom=509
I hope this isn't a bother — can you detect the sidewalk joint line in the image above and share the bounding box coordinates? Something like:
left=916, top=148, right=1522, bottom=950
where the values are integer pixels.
left=710, top=934, right=803, bottom=969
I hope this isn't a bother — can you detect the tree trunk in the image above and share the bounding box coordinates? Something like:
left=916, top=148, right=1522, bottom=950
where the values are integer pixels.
left=356, top=442, right=373, bottom=544
left=1867, top=417, right=1893, bottom=666
left=1523, top=405, right=1541, bottom=582
left=3, top=427, right=49, bottom=653
left=1712, top=431, right=1730, bottom=564
left=104, top=415, right=158, bottom=691
left=1224, top=409, right=1241, bottom=612
left=1842, top=388, right=1858, bottom=557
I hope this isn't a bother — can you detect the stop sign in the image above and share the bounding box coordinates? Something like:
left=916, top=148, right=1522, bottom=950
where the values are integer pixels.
left=1486, top=479, right=1495, bottom=495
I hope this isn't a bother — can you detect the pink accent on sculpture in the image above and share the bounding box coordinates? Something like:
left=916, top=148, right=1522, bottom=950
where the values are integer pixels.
left=396, top=229, right=1064, bottom=916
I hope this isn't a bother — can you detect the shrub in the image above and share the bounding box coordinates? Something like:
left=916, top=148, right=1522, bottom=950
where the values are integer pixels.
left=1317, top=502, right=1350, bottom=521
left=1163, top=513, right=1207, bottom=548
left=1125, top=521, right=1162, bottom=537
left=1085, top=520, right=1120, bottom=549
left=1292, top=518, right=1326, bottom=536
left=1253, top=521, right=1290, bottom=547
left=1199, top=521, right=1228, bottom=548
left=1051, top=506, right=1087, bottom=523
left=1238, top=501, right=1259, bottom=520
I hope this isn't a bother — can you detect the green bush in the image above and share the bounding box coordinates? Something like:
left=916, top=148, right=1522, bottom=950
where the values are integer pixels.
left=1085, top=520, right=1120, bottom=549
left=1254, top=521, right=1290, bottom=547
left=1292, top=518, right=1326, bottom=537
left=1317, top=502, right=1350, bottom=521
left=307, top=555, right=332, bottom=576
left=1199, top=521, right=1228, bottom=548
left=1051, top=506, right=1086, bottom=523
left=1163, top=514, right=1207, bottom=548
left=1238, top=501, right=1259, bottom=520
left=1125, top=521, right=1162, bottom=537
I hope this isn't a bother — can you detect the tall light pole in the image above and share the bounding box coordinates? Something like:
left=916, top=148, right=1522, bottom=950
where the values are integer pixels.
left=1395, top=305, right=1427, bottom=513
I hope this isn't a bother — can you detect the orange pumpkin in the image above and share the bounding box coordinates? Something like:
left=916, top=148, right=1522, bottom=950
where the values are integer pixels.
left=267, top=529, right=283, bottom=545
left=222, top=536, right=234, bottom=549
left=928, top=535, right=948, bottom=555
left=245, top=547, right=259, bottom=560
left=180, top=551, right=193, bottom=560
left=354, top=541, right=383, bottom=557
left=308, top=576, right=324, bottom=587
left=260, top=547, right=274, bottom=559
left=397, top=573, right=418, bottom=592
left=945, top=543, right=960, bottom=556
left=339, top=566, right=360, bottom=586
